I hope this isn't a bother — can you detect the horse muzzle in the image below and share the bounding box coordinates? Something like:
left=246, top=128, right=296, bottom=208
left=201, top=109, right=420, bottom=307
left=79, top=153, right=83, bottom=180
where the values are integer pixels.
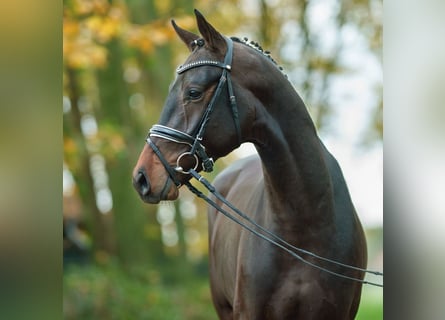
left=132, top=143, right=182, bottom=204
left=132, top=168, right=179, bottom=204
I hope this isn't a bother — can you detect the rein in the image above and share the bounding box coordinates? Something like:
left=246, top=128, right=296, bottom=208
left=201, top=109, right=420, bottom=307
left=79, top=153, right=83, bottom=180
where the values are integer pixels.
left=185, top=169, right=383, bottom=288
left=146, top=36, right=383, bottom=288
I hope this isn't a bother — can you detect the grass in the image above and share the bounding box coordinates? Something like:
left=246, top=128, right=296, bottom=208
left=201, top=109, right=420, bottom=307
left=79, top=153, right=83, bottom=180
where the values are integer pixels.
left=63, top=260, right=216, bottom=320
left=64, top=260, right=382, bottom=319
left=356, top=285, right=383, bottom=319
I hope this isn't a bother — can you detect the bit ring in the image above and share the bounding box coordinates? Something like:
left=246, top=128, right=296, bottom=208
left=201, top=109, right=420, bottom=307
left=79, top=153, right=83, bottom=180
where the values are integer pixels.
left=175, top=152, right=199, bottom=174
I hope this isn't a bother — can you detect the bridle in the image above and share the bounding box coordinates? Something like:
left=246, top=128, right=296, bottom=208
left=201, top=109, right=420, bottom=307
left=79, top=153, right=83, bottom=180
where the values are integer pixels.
left=144, top=37, right=384, bottom=287
left=147, top=36, right=240, bottom=186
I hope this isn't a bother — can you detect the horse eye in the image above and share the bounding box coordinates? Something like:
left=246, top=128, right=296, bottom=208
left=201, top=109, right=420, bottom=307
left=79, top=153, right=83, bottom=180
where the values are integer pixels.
left=188, top=89, right=202, bottom=100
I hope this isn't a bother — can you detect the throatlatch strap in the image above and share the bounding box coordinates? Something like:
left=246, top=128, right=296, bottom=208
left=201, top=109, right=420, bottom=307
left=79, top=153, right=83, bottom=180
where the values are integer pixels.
left=226, top=73, right=241, bottom=146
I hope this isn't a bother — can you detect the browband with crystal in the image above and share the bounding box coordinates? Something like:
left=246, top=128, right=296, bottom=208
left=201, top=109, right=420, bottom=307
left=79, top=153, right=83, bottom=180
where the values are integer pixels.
left=176, top=60, right=231, bottom=74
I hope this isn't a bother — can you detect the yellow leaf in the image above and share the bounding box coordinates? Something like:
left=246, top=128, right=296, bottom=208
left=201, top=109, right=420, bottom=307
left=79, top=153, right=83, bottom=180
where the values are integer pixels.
left=154, top=0, right=171, bottom=15
left=63, top=19, right=80, bottom=38
left=64, top=137, right=77, bottom=154
left=74, top=0, right=94, bottom=15
left=92, top=0, right=109, bottom=15
left=151, top=27, right=169, bottom=45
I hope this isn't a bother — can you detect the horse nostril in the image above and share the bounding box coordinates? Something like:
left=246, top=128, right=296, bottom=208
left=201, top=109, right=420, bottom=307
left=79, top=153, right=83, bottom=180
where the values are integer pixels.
left=133, top=169, right=150, bottom=196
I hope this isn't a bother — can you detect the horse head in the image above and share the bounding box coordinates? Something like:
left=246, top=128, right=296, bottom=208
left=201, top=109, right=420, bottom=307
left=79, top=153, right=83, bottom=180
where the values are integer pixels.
left=132, top=10, right=259, bottom=203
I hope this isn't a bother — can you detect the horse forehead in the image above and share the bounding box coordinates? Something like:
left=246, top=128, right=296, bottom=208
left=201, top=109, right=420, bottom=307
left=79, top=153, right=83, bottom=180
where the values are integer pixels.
left=192, top=45, right=224, bottom=61
left=182, top=46, right=226, bottom=71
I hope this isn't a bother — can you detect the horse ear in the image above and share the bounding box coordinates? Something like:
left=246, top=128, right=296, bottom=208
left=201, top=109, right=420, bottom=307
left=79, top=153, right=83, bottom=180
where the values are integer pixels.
left=194, top=9, right=227, bottom=52
left=171, top=19, right=200, bottom=52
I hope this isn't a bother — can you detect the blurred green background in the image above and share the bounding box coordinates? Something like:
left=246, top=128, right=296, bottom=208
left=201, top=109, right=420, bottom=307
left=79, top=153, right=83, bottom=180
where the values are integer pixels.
left=63, top=0, right=382, bottom=318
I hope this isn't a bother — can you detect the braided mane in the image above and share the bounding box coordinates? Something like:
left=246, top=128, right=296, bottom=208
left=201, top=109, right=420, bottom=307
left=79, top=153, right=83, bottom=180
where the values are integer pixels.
left=230, top=36, right=288, bottom=78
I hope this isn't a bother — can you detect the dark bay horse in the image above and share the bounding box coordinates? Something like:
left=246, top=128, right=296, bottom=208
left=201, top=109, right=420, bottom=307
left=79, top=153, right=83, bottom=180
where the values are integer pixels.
left=133, top=10, right=367, bottom=319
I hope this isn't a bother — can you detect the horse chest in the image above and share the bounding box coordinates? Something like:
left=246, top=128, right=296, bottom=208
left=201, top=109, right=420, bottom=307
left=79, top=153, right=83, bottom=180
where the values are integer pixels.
left=209, top=200, right=283, bottom=303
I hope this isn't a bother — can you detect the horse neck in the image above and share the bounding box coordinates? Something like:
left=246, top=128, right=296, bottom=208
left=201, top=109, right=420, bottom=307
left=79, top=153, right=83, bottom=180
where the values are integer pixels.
left=251, top=79, right=335, bottom=230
